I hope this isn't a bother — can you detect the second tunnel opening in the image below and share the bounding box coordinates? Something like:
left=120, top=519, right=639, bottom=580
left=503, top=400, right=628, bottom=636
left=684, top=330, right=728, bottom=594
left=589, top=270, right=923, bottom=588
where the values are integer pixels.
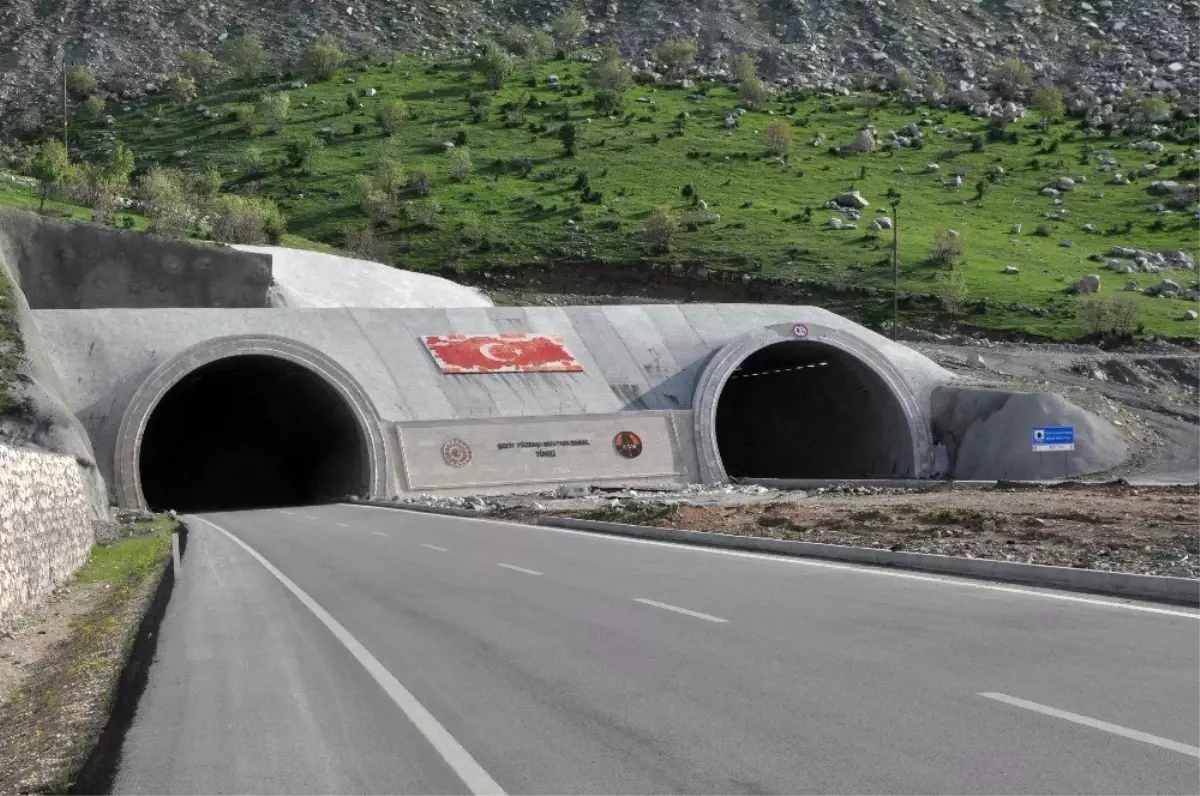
left=139, top=355, right=368, bottom=512
left=714, top=341, right=914, bottom=480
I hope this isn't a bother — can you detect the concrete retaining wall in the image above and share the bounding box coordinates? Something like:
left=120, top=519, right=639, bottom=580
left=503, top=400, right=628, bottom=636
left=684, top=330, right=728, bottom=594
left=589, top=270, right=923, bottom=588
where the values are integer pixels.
left=0, top=207, right=271, bottom=310
left=0, top=444, right=95, bottom=623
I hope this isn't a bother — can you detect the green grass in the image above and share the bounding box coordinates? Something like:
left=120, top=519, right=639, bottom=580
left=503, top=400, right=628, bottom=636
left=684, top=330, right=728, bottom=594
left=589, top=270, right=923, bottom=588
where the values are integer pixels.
left=73, top=520, right=176, bottom=584
left=41, top=55, right=1200, bottom=340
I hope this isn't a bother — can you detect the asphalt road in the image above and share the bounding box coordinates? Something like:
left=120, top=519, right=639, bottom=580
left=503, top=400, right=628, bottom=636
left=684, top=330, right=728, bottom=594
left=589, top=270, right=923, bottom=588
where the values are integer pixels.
left=112, top=504, right=1200, bottom=795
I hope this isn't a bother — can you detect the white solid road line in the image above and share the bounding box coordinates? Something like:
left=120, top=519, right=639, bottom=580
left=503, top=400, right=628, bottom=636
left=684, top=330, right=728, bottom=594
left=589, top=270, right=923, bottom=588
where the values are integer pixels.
left=420, top=543, right=449, bottom=552
left=372, top=531, right=389, bottom=538
left=633, top=598, right=728, bottom=624
left=345, top=505, right=1199, bottom=619
left=496, top=563, right=544, bottom=576
left=979, top=692, right=1200, bottom=759
left=336, top=522, right=350, bottom=528
left=192, top=516, right=506, bottom=796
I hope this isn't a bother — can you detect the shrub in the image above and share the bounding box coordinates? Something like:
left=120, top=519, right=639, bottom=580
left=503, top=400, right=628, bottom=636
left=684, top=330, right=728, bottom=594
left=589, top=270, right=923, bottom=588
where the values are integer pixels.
left=255, top=92, right=290, bottom=134
left=645, top=206, right=678, bottom=253
left=138, top=166, right=185, bottom=212
left=65, top=67, right=97, bottom=98
left=342, top=226, right=391, bottom=263
left=190, top=166, right=222, bottom=204
left=923, top=72, right=947, bottom=103
left=356, top=182, right=394, bottom=224
left=990, top=58, right=1033, bottom=100
left=930, top=228, right=964, bottom=267
left=551, top=9, right=586, bottom=55
left=655, top=38, right=696, bottom=78
left=376, top=98, right=409, bottom=135
left=303, top=33, right=348, bottom=81
left=404, top=200, right=440, bottom=229
left=450, top=148, right=472, bottom=182
left=235, top=104, right=256, bottom=134
left=527, top=30, right=554, bottom=67
left=731, top=52, right=756, bottom=84
left=211, top=194, right=285, bottom=244
left=352, top=122, right=366, bottom=135
left=509, top=154, right=534, bottom=176
left=1030, top=85, right=1064, bottom=130
left=559, top=122, right=578, bottom=155
left=286, top=134, right=324, bottom=173
left=217, top=33, right=267, bottom=81
left=1139, top=97, right=1172, bottom=126
left=764, top=119, right=792, bottom=156
left=346, top=91, right=359, bottom=112
left=738, top=77, right=771, bottom=111
left=84, top=94, right=106, bottom=121
left=893, top=68, right=918, bottom=93
left=942, top=270, right=969, bottom=329
left=169, top=75, right=197, bottom=106
left=475, top=41, right=514, bottom=90
left=408, top=166, right=434, bottom=196
left=180, top=50, right=225, bottom=88
left=15, top=109, right=43, bottom=139
left=1035, top=223, right=1052, bottom=237
left=372, top=156, right=406, bottom=200
left=240, top=146, right=266, bottom=178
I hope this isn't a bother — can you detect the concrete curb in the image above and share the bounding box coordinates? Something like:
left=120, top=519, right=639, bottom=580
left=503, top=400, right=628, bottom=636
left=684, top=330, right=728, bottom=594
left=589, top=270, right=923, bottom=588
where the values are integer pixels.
left=535, top=516, right=1200, bottom=606
left=349, top=498, right=485, bottom=518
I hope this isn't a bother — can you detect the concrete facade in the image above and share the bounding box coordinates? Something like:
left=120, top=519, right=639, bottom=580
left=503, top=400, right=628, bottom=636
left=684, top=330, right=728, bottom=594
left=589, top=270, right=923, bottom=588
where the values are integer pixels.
left=0, top=444, right=94, bottom=623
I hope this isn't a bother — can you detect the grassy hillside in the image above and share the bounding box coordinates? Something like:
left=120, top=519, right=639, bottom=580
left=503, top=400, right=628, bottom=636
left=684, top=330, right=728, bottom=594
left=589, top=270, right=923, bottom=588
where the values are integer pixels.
left=53, top=55, right=1200, bottom=340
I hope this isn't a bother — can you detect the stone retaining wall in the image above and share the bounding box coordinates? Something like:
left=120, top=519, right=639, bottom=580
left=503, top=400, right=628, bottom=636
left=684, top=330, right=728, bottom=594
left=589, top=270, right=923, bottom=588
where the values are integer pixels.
left=0, top=443, right=94, bottom=623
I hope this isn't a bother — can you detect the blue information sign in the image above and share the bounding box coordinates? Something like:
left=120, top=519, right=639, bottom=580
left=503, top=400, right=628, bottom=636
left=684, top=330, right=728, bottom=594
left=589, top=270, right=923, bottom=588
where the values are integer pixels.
left=1032, top=426, right=1075, bottom=452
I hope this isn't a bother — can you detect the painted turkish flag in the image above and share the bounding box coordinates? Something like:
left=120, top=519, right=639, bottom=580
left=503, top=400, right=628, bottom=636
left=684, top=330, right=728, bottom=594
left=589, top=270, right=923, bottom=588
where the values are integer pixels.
left=422, top=333, right=585, bottom=374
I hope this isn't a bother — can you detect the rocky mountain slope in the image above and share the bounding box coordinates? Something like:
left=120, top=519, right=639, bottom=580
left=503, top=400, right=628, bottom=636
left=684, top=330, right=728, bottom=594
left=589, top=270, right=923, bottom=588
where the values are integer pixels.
left=1, top=0, right=1196, bottom=122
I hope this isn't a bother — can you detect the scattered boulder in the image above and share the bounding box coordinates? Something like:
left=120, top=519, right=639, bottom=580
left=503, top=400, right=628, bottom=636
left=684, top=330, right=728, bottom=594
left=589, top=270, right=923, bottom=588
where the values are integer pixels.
left=1137, top=164, right=1158, bottom=177
left=1052, top=176, right=1075, bottom=191
left=1124, top=279, right=1139, bottom=291
left=1068, top=274, right=1101, bottom=295
left=1150, top=180, right=1180, bottom=195
left=923, top=163, right=940, bottom=173
left=1003, top=265, right=1020, bottom=274
left=1185, top=310, right=1198, bottom=321
left=1082, top=223, right=1095, bottom=233
left=875, top=216, right=893, bottom=230
left=834, top=191, right=869, bottom=209
left=1041, top=187, right=1060, bottom=197
left=1060, top=240, right=1075, bottom=248
left=966, top=351, right=987, bottom=369
left=1010, top=223, right=1022, bottom=234
left=849, top=128, right=876, bottom=153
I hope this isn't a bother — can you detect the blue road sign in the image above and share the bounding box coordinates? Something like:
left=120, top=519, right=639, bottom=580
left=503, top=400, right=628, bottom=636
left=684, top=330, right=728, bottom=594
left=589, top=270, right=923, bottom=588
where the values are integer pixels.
left=1032, top=426, right=1075, bottom=452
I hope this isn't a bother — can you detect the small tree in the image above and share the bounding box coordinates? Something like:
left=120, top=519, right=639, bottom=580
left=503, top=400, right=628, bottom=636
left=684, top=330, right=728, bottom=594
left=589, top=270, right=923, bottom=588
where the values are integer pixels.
left=190, top=166, right=222, bottom=205
left=169, top=75, right=197, bottom=106
left=374, top=156, right=406, bottom=200
left=527, top=30, right=554, bottom=69
left=1075, top=295, right=1110, bottom=336
left=943, top=270, right=969, bottom=329
left=354, top=175, right=394, bottom=224
left=1109, top=294, right=1141, bottom=337
left=65, top=67, right=97, bottom=98
left=138, top=167, right=190, bottom=238
left=31, top=139, right=71, bottom=212
left=407, top=166, right=434, bottom=196
left=645, top=206, right=678, bottom=253
left=738, top=77, right=771, bottom=111
left=990, top=58, right=1034, bottom=100
left=475, top=41, right=514, bottom=90
left=256, top=91, right=290, bottom=133
left=302, top=32, right=348, bottom=81
left=217, top=33, right=268, bottom=81
left=84, top=94, right=106, bottom=121
left=924, top=72, right=947, bottom=103
left=764, top=119, right=793, bottom=156
left=342, top=226, right=391, bottom=262
left=588, top=47, right=632, bottom=114
left=1139, top=97, right=1172, bottom=126
left=559, top=122, right=578, bottom=156
left=930, top=228, right=964, bottom=267
left=286, top=134, right=324, bottom=173
left=449, top=148, right=472, bottom=182
left=551, top=9, right=586, bottom=55
left=655, top=38, right=696, bottom=79
left=893, top=68, right=918, bottom=93
left=346, top=91, right=360, bottom=112
left=1030, top=85, right=1064, bottom=131
left=731, top=52, right=756, bottom=83
left=376, top=98, right=409, bottom=136
left=106, top=141, right=135, bottom=196
left=180, top=49, right=226, bottom=88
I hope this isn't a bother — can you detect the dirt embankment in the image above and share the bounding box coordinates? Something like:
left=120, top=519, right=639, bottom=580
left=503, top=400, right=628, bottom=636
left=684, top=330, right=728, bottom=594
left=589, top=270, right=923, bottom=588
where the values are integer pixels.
left=550, top=483, right=1199, bottom=579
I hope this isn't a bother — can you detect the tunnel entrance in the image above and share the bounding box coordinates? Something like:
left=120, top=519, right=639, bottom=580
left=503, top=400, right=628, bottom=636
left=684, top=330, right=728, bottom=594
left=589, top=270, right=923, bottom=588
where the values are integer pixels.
left=714, top=341, right=913, bottom=480
left=139, top=355, right=369, bottom=512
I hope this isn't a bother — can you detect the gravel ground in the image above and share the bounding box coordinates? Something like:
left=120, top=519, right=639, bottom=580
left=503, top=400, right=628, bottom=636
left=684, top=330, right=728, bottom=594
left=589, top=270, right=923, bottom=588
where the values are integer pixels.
left=525, top=482, right=1200, bottom=579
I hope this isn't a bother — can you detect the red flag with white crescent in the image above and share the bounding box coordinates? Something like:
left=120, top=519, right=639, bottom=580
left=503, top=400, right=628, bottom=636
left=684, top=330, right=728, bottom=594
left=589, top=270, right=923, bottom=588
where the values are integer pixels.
left=422, top=333, right=585, bottom=374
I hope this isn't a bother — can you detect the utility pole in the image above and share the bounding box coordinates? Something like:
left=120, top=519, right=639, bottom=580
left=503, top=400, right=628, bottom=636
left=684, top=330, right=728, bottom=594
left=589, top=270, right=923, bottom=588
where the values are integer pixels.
left=890, top=195, right=901, bottom=341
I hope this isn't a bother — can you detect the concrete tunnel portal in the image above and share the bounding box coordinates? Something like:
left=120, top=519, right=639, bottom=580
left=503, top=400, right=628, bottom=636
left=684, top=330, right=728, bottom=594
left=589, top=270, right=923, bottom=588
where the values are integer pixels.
left=138, top=354, right=370, bottom=512
left=714, top=340, right=916, bottom=480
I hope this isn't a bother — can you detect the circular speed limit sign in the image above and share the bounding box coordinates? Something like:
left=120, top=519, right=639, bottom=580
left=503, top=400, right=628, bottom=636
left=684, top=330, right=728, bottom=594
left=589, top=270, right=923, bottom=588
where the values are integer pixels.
left=792, top=323, right=809, bottom=339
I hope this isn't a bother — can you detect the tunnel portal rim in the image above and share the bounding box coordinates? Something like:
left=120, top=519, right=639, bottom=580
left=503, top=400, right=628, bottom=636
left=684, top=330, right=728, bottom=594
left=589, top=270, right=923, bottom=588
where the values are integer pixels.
left=692, top=323, right=932, bottom=484
left=114, top=334, right=389, bottom=511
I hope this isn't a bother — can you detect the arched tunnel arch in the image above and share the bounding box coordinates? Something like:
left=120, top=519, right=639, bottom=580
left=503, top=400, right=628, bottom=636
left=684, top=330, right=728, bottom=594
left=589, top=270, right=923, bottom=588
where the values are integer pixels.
left=694, top=326, right=930, bottom=483
left=115, top=336, right=389, bottom=512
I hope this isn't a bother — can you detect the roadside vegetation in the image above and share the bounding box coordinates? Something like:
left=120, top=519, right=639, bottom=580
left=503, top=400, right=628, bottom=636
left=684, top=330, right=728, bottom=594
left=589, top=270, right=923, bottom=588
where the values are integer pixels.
left=0, top=269, right=29, bottom=416
left=1, top=38, right=1197, bottom=341
left=0, top=519, right=174, bottom=794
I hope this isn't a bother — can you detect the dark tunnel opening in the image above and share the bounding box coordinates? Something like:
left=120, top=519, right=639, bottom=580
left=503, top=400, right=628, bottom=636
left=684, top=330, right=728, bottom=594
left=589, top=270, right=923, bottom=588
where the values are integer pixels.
left=715, top=341, right=913, bottom=480
left=139, top=355, right=369, bottom=512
